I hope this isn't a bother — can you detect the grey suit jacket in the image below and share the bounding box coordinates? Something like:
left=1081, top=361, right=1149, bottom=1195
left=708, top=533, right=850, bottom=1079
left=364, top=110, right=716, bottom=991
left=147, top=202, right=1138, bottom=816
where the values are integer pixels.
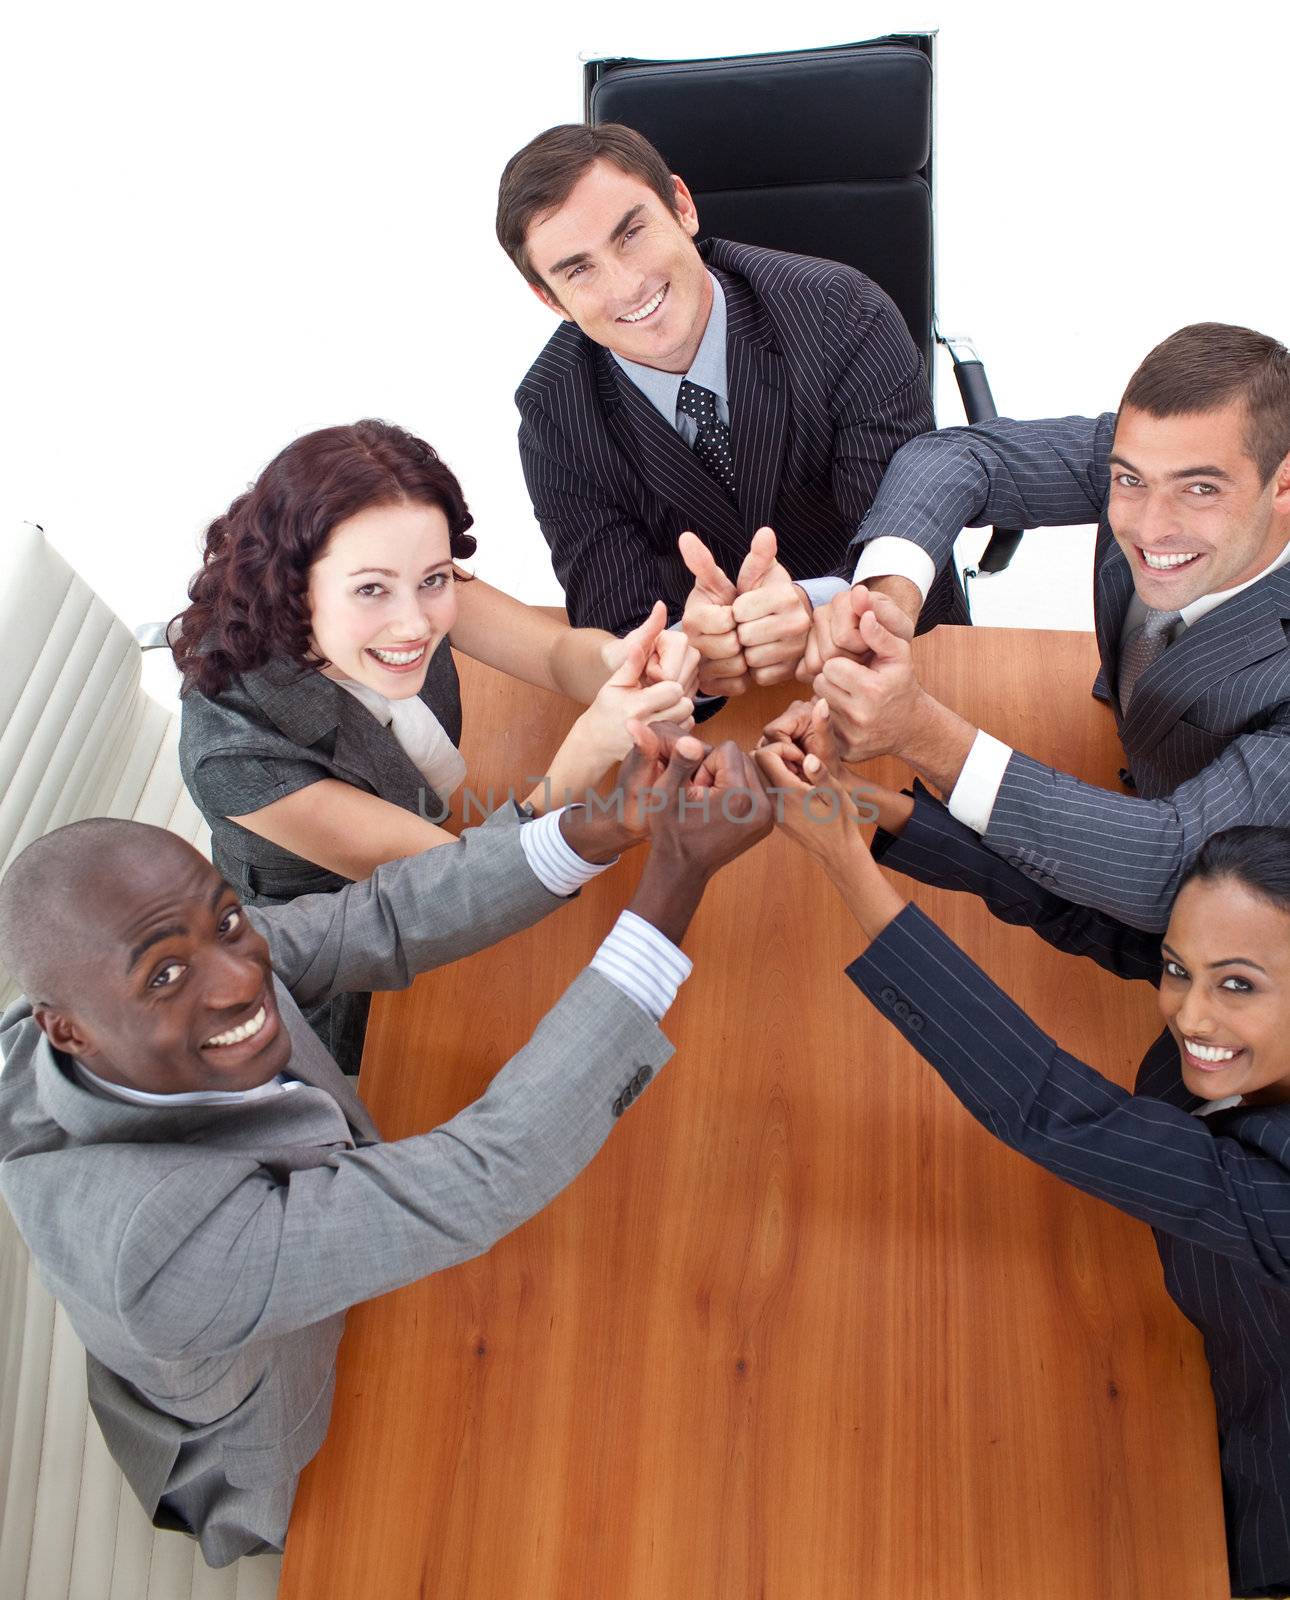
left=0, top=808, right=672, bottom=1567
left=851, top=413, right=1290, bottom=929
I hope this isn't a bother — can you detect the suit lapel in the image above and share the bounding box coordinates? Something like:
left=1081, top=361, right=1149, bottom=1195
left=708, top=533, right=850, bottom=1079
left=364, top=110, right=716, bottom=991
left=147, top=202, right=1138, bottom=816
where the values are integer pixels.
left=1119, top=580, right=1290, bottom=760
left=598, top=351, right=745, bottom=558
left=244, top=658, right=432, bottom=808
left=723, top=270, right=790, bottom=535
left=1093, top=521, right=1135, bottom=703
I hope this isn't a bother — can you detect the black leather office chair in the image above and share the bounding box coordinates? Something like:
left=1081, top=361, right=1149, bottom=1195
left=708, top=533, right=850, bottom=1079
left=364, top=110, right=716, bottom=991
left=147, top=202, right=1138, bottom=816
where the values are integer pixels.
left=584, top=35, right=1023, bottom=577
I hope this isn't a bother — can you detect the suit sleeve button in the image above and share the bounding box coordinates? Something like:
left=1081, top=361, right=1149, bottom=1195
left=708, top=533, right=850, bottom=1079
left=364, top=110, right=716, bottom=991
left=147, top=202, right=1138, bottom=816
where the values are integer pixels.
left=612, top=1095, right=625, bottom=1118
left=880, top=986, right=898, bottom=1005
left=908, top=1013, right=925, bottom=1032
left=894, top=999, right=910, bottom=1020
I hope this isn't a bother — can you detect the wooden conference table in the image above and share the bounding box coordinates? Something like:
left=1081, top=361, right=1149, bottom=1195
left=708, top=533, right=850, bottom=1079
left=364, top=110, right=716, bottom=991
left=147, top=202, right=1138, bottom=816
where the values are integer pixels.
left=280, top=626, right=1230, bottom=1599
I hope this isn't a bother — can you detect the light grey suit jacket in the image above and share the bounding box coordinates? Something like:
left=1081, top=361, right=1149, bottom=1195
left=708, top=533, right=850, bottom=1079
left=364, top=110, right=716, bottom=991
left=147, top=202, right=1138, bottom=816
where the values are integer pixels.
left=851, top=413, right=1290, bottom=929
left=0, top=808, right=672, bottom=1567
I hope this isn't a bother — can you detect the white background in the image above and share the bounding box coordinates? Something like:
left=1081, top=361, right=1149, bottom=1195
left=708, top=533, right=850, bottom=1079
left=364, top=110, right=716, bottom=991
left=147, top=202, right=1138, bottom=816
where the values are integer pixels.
left=6, top=1, right=1288, bottom=644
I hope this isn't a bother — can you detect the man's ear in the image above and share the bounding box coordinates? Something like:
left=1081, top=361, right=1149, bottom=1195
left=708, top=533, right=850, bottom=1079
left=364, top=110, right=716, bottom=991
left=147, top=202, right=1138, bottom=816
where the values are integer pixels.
left=528, top=279, right=572, bottom=323
left=33, top=1005, right=98, bottom=1062
left=671, top=174, right=701, bottom=239
left=1270, top=449, right=1290, bottom=517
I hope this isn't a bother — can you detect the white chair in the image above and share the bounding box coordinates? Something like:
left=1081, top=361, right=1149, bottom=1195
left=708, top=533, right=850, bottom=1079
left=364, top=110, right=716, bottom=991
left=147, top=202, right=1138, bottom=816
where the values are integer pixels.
left=0, top=524, right=280, bottom=1599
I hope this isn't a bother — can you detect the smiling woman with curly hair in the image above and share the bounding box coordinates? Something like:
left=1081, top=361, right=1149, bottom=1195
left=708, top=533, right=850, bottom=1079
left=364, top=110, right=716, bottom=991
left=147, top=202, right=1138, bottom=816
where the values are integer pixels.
left=174, top=419, right=697, bottom=1070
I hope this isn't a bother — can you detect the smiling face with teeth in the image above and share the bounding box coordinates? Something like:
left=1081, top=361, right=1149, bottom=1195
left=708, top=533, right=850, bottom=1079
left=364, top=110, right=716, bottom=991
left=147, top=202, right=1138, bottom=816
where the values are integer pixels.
left=1158, top=876, right=1290, bottom=1105
left=1108, top=401, right=1290, bottom=610
left=525, top=159, right=714, bottom=374
left=32, top=833, right=293, bottom=1095
left=308, top=501, right=458, bottom=699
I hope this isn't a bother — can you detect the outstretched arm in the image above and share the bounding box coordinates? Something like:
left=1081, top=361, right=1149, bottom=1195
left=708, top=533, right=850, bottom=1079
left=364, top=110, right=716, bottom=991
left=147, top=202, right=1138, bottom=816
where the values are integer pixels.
left=844, top=412, right=1116, bottom=579
left=757, top=732, right=1290, bottom=1285
left=872, top=783, right=1163, bottom=983
left=110, top=734, right=773, bottom=1360
left=848, top=901, right=1290, bottom=1282
left=980, top=720, right=1290, bottom=930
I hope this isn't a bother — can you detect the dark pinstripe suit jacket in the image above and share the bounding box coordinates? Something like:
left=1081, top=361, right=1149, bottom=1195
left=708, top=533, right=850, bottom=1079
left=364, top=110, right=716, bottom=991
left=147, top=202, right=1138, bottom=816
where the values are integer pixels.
left=853, top=413, right=1290, bottom=931
left=860, top=789, right=1290, bottom=1596
left=516, top=237, right=966, bottom=637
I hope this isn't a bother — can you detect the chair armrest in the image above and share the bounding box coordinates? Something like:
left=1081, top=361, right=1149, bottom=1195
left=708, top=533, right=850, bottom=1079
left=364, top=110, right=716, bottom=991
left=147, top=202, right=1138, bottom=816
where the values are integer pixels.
left=936, top=332, right=1024, bottom=577
left=132, top=621, right=171, bottom=651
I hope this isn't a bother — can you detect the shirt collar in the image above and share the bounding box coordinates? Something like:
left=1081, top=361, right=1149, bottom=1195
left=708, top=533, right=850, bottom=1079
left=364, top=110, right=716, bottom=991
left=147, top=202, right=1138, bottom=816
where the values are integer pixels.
left=1179, top=538, right=1290, bottom=627
left=611, top=271, right=727, bottom=425
left=72, top=1058, right=301, bottom=1107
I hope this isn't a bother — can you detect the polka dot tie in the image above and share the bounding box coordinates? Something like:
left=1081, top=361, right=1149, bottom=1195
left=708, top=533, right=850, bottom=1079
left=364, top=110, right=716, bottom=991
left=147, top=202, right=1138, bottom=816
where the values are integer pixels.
left=1118, top=607, right=1182, bottom=711
left=677, top=379, right=738, bottom=502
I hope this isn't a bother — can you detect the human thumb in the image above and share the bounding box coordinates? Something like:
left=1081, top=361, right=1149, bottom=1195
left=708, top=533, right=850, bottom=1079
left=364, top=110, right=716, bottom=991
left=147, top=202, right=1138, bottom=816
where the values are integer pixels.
left=737, top=526, right=779, bottom=592
left=858, top=606, right=903, bottom=663
left=679, top=531, right=737, bottom=603
left=608, top=602, right=665, bottom=686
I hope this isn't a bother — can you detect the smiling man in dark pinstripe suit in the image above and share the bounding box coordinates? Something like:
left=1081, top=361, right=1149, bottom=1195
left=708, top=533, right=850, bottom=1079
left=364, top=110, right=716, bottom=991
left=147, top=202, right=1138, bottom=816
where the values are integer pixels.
left=797, top=323, right=1290, bottom=934
left=495, top=123, right=965, bottom=695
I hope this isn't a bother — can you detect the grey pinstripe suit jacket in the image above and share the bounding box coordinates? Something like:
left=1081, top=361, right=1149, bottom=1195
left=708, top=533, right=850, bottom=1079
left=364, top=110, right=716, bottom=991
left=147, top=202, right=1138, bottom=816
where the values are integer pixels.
left=865, top=789, right=1290, bottom=1595
left=853, top=412, right=1290, bottom=930
left=0, top=808, right=671, bottom=1568
left=516, top=237, right=966, bottom=637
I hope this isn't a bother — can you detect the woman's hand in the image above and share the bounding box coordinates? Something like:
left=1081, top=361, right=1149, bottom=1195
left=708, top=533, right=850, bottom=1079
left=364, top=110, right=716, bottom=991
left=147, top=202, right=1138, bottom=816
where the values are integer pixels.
left=755, top=699, right=915, bottom=836
left=600, top=606, right=702, bottom=702
left=754, top=702, right=871, bottom=865
left=535, top=605, right=695, bottom=808
left=754, top=702, right=906, bottom=942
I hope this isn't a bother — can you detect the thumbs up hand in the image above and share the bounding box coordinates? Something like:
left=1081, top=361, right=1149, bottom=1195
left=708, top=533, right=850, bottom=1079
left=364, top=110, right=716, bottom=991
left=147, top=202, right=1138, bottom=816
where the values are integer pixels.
left=813, top=603, right=923, bottom=763
left=729, top=527, right=812, bottom=687
left=679, top=526, right=813, bottom=696
left=679, top=530, right=749, bottom=697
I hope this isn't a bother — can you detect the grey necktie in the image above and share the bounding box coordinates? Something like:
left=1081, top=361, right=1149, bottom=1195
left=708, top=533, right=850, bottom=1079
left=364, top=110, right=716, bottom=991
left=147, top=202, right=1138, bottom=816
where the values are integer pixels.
left=1118, top=608, right=1182, bottom=710
left=677, top=379, right=737, bottom=501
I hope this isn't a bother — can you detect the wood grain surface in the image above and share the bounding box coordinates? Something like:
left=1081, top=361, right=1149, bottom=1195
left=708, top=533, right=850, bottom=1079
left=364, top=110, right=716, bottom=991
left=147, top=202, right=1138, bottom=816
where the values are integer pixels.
left=280, top=627, right=1230, bottom=1600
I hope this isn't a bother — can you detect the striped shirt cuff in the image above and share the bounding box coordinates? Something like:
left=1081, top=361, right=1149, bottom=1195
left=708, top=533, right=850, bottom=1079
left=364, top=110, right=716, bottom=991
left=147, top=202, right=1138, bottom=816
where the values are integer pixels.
left=590, top=910, right=693, bottom=1022
left=519, top=806, right=616, bottom=897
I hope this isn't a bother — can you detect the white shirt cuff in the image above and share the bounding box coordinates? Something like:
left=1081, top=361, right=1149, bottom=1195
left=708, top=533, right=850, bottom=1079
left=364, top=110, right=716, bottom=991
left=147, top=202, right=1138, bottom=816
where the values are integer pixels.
left=850, top=536, right=938, bottom=601
left=519, top=806, right=615, bottom=897
left=590, top=909, right=693, bottom=1022
left=947, top=730, right=1015, bottom=835
left=796, top=576, right=850, bottom=610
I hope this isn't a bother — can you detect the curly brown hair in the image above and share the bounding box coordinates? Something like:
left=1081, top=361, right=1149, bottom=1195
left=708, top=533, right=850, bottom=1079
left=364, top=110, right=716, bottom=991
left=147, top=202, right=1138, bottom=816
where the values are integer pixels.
left=172, top=420, right=477, bottom=697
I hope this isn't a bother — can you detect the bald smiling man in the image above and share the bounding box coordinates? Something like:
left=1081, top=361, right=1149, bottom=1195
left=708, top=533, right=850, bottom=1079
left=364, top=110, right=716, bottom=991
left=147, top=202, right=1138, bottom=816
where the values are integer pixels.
left=0, top=734, right=770, bottom=1567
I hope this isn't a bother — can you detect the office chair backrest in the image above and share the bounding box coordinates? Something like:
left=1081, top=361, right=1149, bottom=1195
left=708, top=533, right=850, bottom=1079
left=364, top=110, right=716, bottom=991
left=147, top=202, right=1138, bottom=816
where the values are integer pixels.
left=585, top=37, right=936, bottom=379
left=0, top=524, right=270, bottom=1597
left=0, top=523, right=210, bottom=1006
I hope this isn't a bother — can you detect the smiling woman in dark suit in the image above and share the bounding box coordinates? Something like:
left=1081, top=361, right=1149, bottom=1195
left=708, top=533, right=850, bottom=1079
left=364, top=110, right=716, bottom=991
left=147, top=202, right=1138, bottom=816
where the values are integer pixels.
left=757, top=704, right=1290, bottom=1598
left=174, top=421, right=697, bottom=1071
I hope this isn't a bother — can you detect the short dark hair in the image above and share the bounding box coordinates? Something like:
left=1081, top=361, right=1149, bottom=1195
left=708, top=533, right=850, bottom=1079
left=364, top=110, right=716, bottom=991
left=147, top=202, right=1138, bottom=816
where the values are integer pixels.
left=1120, top=323, right=1290, bottom=484
left=171, top=421, right=477, bottom=699
left=496, top=122, right=680, bottom=289
left=1179, top=825, right=1290, bottom=919
left=0, top=818, right=189, bottom=1005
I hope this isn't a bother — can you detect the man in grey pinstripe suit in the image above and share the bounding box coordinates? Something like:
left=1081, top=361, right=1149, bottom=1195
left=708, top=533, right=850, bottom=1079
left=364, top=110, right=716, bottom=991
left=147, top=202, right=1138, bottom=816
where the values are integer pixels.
left=495, top=123, right=964, bottom=697
left=0, top=735, right=771, bottom=1565
left=800, top=322, right=1290, bottom=932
